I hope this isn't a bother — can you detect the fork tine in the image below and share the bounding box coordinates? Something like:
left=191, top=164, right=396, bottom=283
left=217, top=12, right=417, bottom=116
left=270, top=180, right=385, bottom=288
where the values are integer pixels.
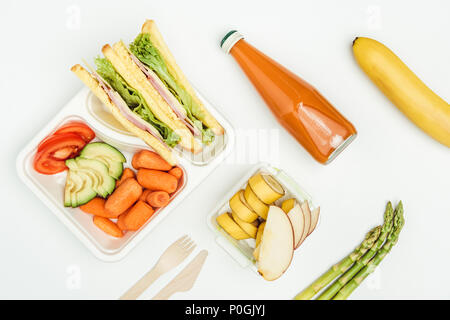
left=174, top=235, right=188, bottom=246
left=180, top=237, right=191, bottom=246
left=179, top=236, right=191, bottom=246
left=185, top=243, right=197, bottom=254
left=184, top=238, right=196, bottom=250
left=182, top=238, right=195, bottom=249
left=182, top=239, right=195, bottom=250
left=184, top=243, right=196, bottom=256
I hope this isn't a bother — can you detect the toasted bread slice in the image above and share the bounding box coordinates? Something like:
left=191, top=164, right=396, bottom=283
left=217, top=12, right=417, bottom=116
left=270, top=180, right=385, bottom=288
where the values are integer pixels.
left=102, top=44, right=202, bottom=154
left=71, top=64, right=177, bottom=166
left=141, top=20, right=224, bottom=135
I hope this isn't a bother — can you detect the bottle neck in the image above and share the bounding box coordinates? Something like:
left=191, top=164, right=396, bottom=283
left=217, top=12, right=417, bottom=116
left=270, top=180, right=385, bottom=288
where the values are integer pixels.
left=221, top=30, right=244, bottom=54
left=229, top=38, right=247, bottom=57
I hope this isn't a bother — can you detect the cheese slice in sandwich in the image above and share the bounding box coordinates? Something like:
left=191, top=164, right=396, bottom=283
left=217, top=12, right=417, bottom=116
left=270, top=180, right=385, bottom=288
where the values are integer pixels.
left=101, top=44, right=202, bottom=154
left=71, top=63, right=177, bottom=166
left=129, top=20, right=224, bottom=142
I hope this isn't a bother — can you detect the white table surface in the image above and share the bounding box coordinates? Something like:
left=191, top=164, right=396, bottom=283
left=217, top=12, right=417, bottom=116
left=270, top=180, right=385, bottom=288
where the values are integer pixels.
left=1, top=0, right=449, bottom=299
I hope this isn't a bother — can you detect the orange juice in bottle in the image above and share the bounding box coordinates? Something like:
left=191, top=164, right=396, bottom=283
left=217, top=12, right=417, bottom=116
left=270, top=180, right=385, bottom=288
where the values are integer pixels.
left=221, top=31, right=357, bottom=164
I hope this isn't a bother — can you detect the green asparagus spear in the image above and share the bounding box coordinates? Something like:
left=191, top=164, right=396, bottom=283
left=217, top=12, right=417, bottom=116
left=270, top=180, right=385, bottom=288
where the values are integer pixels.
left=317, top=202, right=394, bottom=300
left=294, top=226, right=381, bottom=300
left=333, top=202, right=405, bottom=300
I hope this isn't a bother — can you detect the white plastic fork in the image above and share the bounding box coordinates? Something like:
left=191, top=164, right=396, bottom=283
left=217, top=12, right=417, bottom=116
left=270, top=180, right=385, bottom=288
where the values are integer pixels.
left=119, top=235, right=196, bottom=300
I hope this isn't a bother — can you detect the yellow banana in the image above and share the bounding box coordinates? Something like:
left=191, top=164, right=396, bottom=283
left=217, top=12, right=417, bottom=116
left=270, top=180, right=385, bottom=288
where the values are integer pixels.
left=353, top=37, right=450, bottom=147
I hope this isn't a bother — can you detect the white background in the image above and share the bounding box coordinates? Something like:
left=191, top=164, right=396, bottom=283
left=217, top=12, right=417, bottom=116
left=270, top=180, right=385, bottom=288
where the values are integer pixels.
left=1, top=0, right=449, bottom=299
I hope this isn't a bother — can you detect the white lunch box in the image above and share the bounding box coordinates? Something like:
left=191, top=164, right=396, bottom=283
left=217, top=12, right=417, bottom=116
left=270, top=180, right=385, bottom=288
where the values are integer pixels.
left=16, top=87, right=235, bottom=262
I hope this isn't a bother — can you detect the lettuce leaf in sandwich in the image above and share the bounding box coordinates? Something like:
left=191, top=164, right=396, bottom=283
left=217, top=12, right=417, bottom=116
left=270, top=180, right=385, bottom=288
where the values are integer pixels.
left=95, top=57, right=180, bottom=147
left=130, top=33, right=214, bottom=144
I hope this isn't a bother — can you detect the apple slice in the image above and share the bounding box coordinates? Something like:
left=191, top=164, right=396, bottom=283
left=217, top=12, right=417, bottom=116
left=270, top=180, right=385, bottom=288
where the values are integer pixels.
left=287, top=203, right=305, bottom=249
left=297, top=201, right=312, bottom=248
left=308, top=207, right=320, bottom=235
left=253, top=244, right=261, bottom=261
left=255, top=222, right=266, bottom=247
left=257, top=206, right=294, bottom=281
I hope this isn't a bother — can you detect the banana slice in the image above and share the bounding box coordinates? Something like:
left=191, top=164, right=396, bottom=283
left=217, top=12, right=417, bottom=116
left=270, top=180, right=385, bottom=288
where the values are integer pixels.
left=216, top=212, right=251, bottom=240
left=231, top=211, right=259, bottom=238
left=244, top=184, right=269, bottom=219
left=248, top=173, right=285, bottom=204
left=255, top=221, right=266, bottom=247
left=229, top=190, right=259, bottom=223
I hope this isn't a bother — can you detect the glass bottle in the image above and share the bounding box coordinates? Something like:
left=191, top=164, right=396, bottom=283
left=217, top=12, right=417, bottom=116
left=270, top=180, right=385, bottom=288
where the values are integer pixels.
left=221, top=31, right=357, bottom=164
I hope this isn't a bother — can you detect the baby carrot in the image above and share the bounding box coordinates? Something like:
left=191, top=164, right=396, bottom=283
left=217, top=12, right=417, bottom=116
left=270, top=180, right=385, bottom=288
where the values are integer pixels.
left=139, top=189, right=152, bottom=202
left=168, top=167, right=183, bottom=180
left=146, top=191, right=170, bottom=208
left=105, top=178, right=142, bottom=217
left=137, top=169, right=178, bottom=193
left=117, top=210, right=129, bottom=231
left=93, top=216, right=123, bottom=238
left=116, top=168, right=135, bottom=187
left=132, top=150, right=172, bottom=171
left=80, top=198, right=116, bottom=218
left=123, top=201, right=155, bottom=231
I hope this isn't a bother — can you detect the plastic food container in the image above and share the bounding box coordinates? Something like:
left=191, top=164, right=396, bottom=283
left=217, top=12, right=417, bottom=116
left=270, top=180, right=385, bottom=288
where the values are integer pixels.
left=207, top=163, right=320, bottom=273
left=16, top=87, right=235, bottom=261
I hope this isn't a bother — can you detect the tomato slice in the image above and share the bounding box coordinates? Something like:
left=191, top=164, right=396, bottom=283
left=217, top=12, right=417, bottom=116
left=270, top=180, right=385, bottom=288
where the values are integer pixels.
left=33, top=154, right=68, bottom=175
left=38, top=121, right=95, bottom=151
left=38, top=121, right=95, bottom=152
left=34, top=133, right=86, bottom=175
left=53, top=121, right=95, bottom=143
